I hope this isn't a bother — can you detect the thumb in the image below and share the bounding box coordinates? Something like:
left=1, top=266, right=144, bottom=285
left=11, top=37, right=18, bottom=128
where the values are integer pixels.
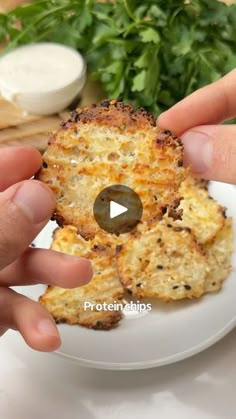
left=0, top=180, right=55, bottom=270
left=181, top=125, right=236, bottom=184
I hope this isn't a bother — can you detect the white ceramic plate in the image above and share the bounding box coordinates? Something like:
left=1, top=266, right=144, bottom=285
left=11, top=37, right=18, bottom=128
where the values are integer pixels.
left=15, top=182, right=236, bottom=370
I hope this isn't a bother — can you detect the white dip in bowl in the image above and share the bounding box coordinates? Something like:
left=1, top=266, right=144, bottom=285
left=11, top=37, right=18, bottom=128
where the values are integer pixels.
left=0, top=42, right=86, bottom=115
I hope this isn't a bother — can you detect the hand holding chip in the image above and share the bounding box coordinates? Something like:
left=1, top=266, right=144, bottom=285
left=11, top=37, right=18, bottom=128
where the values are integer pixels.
left=0, top=68, right=235, bottom=352
left=158, top=69, right=236, bottom=184
left=0, top=147, right=92, bottom=351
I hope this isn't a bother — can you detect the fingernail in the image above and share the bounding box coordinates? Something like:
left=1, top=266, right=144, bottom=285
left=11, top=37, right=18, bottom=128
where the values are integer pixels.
left=37, top=319, right=59, bottom=338
left=13, top=180, right=55, bottom=224
left=181, top=130, right=213, bottom=173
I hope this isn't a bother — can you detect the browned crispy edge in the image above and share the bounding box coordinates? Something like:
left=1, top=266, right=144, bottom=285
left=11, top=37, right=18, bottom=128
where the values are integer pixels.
left=53, top=311, right=123, bottom=331
left=39, top=286, right=123, bottom=331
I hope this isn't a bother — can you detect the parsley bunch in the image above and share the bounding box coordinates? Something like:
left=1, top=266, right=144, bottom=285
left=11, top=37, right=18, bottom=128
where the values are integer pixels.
left=1, top=0, right=236, bottom=115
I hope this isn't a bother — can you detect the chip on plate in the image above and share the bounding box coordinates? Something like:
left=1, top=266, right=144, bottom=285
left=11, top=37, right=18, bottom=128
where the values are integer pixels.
left=116, top=220, right=209, bottom=302
left=39, top=226, right=124, bottom=330
left=177, top=176, right=225, bottom=244
left=203, top=218, right=234, bottom=293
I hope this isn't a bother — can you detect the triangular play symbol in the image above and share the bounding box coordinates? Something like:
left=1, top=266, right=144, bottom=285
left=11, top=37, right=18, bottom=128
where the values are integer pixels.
left=110, top=201, right=128, bottom=219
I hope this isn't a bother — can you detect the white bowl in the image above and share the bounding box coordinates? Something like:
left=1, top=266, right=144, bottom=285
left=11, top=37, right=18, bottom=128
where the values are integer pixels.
left=0, top=43, right=87, bottom=115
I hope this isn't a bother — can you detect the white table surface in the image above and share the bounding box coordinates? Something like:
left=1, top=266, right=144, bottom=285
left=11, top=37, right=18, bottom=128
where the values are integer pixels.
left=0, top=327, right=235, bottom=419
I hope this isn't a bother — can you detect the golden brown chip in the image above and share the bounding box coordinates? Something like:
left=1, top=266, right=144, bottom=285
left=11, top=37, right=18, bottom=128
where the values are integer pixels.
left=38, top=100, right=187, bottom=238
left=203, top=218, right=234, bottom=293
left=116, top=220, right=208, bottom=302
left=39, top=226, right=124, bottom=330
left=177, top=176, right=225, bottom=244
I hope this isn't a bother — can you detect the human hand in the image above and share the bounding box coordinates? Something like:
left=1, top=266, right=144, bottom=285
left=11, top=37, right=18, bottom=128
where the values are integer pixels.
left=158, top=69, right=236, bottom=184
left=0, top=146, right=92, bottom=351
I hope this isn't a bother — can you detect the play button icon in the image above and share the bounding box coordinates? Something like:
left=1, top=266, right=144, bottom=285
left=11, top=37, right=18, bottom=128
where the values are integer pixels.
left=110, top=201, right=128, bottom=219
left=93, top=185, right=143, bottom=235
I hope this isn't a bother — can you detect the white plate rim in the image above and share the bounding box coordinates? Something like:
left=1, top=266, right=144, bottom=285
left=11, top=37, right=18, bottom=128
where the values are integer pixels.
left=53, top=318, right=236, bottom=370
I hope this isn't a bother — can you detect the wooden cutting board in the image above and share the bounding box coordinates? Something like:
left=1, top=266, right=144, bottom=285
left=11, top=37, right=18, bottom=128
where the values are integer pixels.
left=0, top=80, right=104, bottom=152
left=0, top=0, right=104, bottom=151
left=0, top=1, right=30, bottom=13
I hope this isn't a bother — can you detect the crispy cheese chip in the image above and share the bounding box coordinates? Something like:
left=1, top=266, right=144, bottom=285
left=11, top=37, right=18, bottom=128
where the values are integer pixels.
left=116, top=220, right=208, bottom=302
left=39, top=226, right=124, bottom=330
left=177, top=176, right=225, bottom=244
left=38, top=100, right=187, bottom=238
left=203, top=218, right=234, bottom=293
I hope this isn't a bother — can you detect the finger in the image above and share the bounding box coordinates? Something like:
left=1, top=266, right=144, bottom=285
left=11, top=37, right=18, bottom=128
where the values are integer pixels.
left=158, top=69, right=236, bottom=135
left=0, top=179, right=55, bottom=270
left=0, top=326, right=8, bottom=337
left=181, top=125, right=236, bottom=184
left=0, top=146, right=42, bottom=191
left=0, top=247, right=93, bottom=287
left=0, top=287, right=61, bottom=352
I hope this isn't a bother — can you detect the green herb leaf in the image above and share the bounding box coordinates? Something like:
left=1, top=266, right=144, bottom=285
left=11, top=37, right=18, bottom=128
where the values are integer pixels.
left=1, top=0, right=236, bottom=115
left=132, top=70, right=146, bottom=92
left=140, top=28, right=160, bottom=44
